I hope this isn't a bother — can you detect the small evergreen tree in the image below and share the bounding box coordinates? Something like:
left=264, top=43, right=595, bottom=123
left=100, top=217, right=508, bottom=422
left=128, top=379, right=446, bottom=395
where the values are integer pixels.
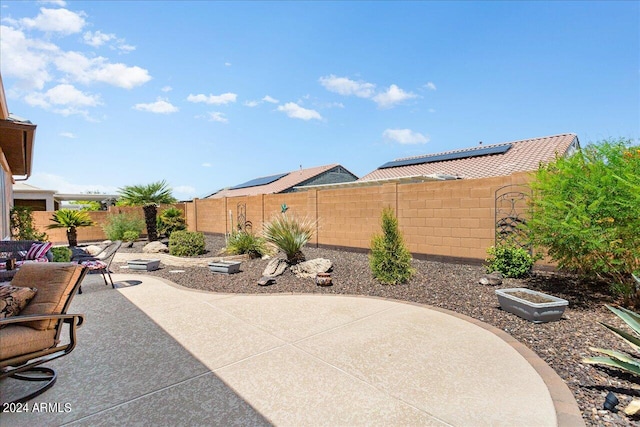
left=369, top=207, right=414, bottom=284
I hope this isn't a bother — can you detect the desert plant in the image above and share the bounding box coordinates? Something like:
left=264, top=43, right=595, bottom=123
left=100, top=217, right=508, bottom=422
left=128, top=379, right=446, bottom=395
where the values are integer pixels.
left=369, top=207, right=414, bottom=285
left=226, top=230, right=268, bottom=258
left=583, top=304, right=640, bottom=377
left=47, top=209, right=94, bottom=247
left=122, top=230, right=140, bottom=247
left=262, top=213, right=315, bottom=264
left=117, top=180, right=176, bottom=242
left=10, top=206, right=48, bottom=241
left=102, top=213, right=145, bottom=241
left=528, top=138, right=640, bottom=300
left=485, top=244, right=536, bottom=278
left=51, top=246, right=72, bottom=262
left=157, top=207, right=186, bottom=238
left=169, top=230, right=205, bottom=257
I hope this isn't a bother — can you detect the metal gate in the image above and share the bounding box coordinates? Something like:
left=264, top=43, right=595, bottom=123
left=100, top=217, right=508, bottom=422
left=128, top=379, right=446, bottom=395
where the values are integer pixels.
left=494, top=184, right=531, bottom=251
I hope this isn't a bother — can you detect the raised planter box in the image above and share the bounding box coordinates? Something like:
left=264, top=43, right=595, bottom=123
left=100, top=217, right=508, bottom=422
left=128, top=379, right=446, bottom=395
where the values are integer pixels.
left=495, top=288, right=568, bottom=323
left=127, top=259, right=160, bottom=271
left=208, top=261, right=241, bottom=274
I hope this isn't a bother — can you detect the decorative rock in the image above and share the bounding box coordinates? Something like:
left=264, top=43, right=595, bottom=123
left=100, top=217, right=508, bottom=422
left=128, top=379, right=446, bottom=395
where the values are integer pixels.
left=262, top=258, right=288, bottom=277
left=143, top=241, right=169, bottom=254
left=625, top=400, right=640, bottom=416
left=479, top=271, right=503, bottom=286
left=257, top=276, right=276, bottom=286
left=291, top=258, right=333, bottom=279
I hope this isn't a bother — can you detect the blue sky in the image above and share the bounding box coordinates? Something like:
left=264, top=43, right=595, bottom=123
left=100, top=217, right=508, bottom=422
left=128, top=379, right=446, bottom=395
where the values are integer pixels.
left=1, top=0, right=638, bottom=200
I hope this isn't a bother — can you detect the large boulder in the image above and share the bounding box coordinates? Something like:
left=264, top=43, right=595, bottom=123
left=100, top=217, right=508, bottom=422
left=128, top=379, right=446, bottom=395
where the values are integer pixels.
left=262, top=258, right=288, bottom=277
left=143, top=241, right=169, bottom=254
left=291, top=258, right=332, bottom=279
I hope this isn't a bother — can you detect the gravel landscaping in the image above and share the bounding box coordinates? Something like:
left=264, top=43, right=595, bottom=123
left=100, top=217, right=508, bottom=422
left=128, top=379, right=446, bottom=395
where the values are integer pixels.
left=115, top=235, right=640, bottom=426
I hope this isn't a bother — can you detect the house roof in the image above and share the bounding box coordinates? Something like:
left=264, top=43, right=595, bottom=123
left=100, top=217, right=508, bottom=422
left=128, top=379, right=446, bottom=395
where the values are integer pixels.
left=0, top=73, right=36, bottom=179
left=359, top=133, right=579, bottom=182
left=207, top=164, right=353, bottom=198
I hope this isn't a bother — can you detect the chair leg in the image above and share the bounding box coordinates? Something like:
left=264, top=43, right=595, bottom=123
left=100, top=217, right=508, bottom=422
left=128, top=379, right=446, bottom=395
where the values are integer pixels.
left=106, top=269, right=115, bottom=289
left=99, top=269, right=109, bottom=286
left=1, top=367, right=57, bottom=405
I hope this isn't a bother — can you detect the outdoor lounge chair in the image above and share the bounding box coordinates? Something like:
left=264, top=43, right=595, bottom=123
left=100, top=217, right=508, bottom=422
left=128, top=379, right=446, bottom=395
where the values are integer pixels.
left=71, top=240, right=122, bottom=290
left=0, top=263, right=87, bottom=404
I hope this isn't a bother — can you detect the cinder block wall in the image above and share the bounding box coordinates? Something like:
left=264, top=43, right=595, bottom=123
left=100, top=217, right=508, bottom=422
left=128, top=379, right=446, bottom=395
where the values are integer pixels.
left=186, top=172, right=533, bottom=263
left=32, top=203, right=187, bottom=245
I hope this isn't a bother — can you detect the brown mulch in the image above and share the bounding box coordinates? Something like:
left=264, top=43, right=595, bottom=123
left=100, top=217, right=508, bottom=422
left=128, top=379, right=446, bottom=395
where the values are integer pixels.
left=114, top=235, right=640, bottom=426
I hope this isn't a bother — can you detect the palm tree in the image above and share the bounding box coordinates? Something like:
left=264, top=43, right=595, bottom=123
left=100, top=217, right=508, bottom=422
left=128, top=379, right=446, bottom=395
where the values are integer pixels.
left=47, top=209, right=95, bottom=247
left=117, top=180, right=176, bottom=242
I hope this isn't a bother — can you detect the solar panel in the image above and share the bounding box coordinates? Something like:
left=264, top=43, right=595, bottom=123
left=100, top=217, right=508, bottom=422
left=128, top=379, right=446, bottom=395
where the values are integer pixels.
left=229, top=172, right=289, bottom=190
left=378, top=144, right=513, bottom=169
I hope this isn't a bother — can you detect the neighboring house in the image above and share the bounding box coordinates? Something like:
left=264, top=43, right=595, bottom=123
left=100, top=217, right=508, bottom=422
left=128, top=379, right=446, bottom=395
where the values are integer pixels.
left=206, top=164, right=358, bottom=198
left=13, top=183, right=119, bottom=211
left=0, top=73, right=37, bottom=239
left=359, top=133, right=580, bottom=182
left=13, top=183, right=58, bottom=211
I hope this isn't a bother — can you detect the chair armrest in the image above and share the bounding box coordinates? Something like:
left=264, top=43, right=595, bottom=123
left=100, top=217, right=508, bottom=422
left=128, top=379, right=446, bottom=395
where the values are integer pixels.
left=0, top=313, right=84, bottom=328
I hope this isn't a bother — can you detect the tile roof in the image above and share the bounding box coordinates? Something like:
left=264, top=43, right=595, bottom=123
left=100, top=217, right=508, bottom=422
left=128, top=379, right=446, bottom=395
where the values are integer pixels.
left=359, top=133, right=579, bottom=182
left=207, top=164, right=346, bottom=198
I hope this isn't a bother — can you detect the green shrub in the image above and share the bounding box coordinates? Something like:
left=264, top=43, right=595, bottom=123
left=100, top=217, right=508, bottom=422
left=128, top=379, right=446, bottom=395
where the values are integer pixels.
left=157, top=207, right=186, bottom=238
left=169, top=230, right=205, bottom=257
left=102, top=213, right=145, bottom=241
left=122, top=230, right=139, bottom=243
left=262, top=213, right=315, bottom=264
left=528, top=138, right=640, bottom=298
left=369, top=207, right=414, bottom=285
left=10, top=207, right=48, bottom=241
left=51, top=246, right=71, bottom=262
left=485, top=245, right=535, bottom=278
left=226, top=230, right=268, bottom=258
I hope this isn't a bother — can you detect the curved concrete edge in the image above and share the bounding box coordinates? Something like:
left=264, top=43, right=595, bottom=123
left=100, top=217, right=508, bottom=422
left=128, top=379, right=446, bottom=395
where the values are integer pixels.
left=116, top=274, right=586, bottom=427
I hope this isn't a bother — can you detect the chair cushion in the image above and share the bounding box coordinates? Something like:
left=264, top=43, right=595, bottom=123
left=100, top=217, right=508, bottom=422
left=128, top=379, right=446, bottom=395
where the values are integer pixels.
left=11, top=263, right=84, bottom=331
left=0, top=325, right=56, bottom=361
left=25, top=242, right=53, bottom=261
left=0, top=284, right=37, bottom=321
left=78, top=260, right=107, bottom=270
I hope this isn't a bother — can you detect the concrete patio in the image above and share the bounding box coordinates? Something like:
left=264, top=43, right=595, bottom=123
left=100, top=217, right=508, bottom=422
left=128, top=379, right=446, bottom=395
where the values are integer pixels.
left=1, top=273, right=584, bottom=426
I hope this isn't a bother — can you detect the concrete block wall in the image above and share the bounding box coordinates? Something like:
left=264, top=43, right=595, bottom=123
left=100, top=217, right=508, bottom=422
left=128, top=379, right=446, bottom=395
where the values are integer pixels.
left=185, top=172, right=533, bottom=263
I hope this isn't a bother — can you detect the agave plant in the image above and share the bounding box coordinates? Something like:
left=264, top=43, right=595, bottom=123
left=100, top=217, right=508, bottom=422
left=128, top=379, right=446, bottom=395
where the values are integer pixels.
left=583, top=304, right=640, bottom=377
left=262, top=213, right=315, bottom=264
left=47, top=209, right=95, bottom=247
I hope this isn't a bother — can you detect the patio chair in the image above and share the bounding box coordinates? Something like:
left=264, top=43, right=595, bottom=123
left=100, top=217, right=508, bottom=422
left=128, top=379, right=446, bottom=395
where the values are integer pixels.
left=0, top=263, right=87, bottom=404
left=71, top=240, right=122, bottom=290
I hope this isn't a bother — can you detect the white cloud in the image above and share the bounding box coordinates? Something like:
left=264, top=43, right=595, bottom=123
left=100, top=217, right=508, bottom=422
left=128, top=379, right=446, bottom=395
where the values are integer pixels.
left=52, top=51, right=151, bottom=89
left=383, top=129, right=429, bottom=145
left=262, top=95, right=279, bottom=103
left=373, top=84, right=418, bottom=109
left=277, top=102, right=322, bottom=121
left=83, top=31, right=135, bottom=53
left=20, top=7, right=86, bottom=35
left=187, top=92, right=237, bottom=105
left=133, top=98, right=178, bottom=114
left=202, top=163, right=212, bottom=167
left=224, top=62, right=231, bottom=66
left=244, top=100, right=260, bottom=107
left=27, top=172, right=117, bottom=194
left=59, top=132, right=76, bottom=138
left=319, top=75, right=376, bottom=98
left=425, top=82, right=437, bottom=91
left=24, top=84, right=101, bottom=109
left=207, top=112, right=228, bottom=123
left=83, top=30, right=115, bottom=47
left=0, top=25, right=57, bottom=90
left=161, top=86, right=172, bottom=92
